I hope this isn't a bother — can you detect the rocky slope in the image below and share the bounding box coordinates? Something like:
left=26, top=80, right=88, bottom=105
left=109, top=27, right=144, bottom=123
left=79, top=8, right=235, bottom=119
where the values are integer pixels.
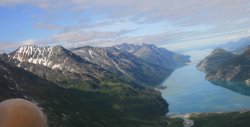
left=71, top=46, right=170, bottom=86
left=4, top=45, right=126, bottom=89
left=6, top=44, right=190, bottom=87
left=0, top=43, right=190, bottom=126
left=0, top=43, right=191, bottom=127
left=197, top=47, right=250, bottom=84
left=0, top=53, right=101, bottom=89
left=116, top=43, right=190, bottom=69
left=9, top=45, right=108, bottom=76
left=0, top=59, right=170, bottom=127
left=71, top=43, right=190, bottom=86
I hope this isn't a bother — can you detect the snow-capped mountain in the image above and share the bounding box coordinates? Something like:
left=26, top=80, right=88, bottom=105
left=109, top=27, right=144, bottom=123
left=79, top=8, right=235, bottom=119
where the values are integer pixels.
left=4, top=43, right=190, bottom=87
left=5, top=45, right=115, bottom=88
left=9, top=45, right=107, bottom=76
left=10, top=45, right=84, bottom=72
left=0, top=43, right=188, bottom=126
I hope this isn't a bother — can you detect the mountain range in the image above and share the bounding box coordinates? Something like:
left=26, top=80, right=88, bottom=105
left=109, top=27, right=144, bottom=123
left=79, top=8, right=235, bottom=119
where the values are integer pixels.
left=218, top=36, right=250, bottom=54
left=3, top=43, right=190, bottom=88
left=0, top=43, right=190, bottom=127
left=0, top=58, right=170, bottom=127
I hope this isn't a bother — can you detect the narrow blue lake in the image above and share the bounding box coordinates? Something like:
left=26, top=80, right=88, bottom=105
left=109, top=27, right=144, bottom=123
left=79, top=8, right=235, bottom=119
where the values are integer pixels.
left=161, top=50, right=250, bottom=114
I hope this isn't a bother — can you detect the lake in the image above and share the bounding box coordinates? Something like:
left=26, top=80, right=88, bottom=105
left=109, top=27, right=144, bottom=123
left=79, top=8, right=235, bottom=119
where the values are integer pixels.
left=161, top=50, right=250, bottom=114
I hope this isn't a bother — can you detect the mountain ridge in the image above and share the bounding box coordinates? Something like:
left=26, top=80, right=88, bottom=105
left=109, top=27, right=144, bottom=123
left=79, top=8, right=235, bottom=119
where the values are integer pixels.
left=0, top=43, right=191, bottom=126
left=71, top=45, right=169, bottom=86
left=0, top=59, right=170, bottom=127
left=197, top=47, right=250, bottom=84
left=5, top=43, right=190, bottom=87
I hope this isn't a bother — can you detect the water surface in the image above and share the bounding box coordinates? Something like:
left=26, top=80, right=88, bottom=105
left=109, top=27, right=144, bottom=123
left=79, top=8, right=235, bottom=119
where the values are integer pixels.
left=162, top=50, right=250, bottom=114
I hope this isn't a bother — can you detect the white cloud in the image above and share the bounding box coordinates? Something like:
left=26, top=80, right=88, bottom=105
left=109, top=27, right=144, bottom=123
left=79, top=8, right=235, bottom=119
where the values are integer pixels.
left=161, top=27, right=250, bottom=51
left=1, top=0, right=249, bottom=24
left=1, top=0, right=250, bottom=52
left=49, top=29, right=133, bottom=45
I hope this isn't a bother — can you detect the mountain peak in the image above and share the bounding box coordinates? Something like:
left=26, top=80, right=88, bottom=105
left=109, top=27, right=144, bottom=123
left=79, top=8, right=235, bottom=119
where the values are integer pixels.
left=210, top=48, right=234, bottom=56
left=16, top=45, right=38, bottom=53
left=8, top=45, right=87, bottom=72
left=53, top=45, right=65, bottom=49
left=19, top=44, right=38, bottom=48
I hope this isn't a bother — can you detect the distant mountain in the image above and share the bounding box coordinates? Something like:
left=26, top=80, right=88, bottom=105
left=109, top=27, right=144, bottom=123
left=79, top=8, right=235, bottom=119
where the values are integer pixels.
left=71, top=46, right=125, bottom=74
left=116, top=43, right=190, bottom=68
left=0, top=59, right=169, bottom=127
left=197, top=47, right=250, bottom=84
left=72, top=43, right=190, bottom=86
left=218, top=37, right=250, bottom=54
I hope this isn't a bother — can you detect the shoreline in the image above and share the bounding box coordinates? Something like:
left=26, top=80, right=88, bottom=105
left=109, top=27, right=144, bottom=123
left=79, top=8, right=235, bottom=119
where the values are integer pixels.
left=166, top=109, right=250, bottom=127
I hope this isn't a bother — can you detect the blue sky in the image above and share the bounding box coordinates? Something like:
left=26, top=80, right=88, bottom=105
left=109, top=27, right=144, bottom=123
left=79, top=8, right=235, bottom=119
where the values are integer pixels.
left=0, top=0, right=250, bottom=53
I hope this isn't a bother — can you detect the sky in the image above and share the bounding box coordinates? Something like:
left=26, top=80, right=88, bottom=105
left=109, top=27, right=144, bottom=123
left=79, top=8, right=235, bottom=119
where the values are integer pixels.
left=0, top=0, right=250, bottom=53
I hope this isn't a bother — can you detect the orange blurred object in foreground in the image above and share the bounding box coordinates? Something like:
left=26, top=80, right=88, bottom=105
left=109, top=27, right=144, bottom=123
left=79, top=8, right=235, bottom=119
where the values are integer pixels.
left=0, top=99, right=47, bottom=127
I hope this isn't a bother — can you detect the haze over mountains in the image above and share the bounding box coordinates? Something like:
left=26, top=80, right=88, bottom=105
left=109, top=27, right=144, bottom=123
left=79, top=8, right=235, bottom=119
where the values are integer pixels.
left=218, top=37, right=250, bottom=53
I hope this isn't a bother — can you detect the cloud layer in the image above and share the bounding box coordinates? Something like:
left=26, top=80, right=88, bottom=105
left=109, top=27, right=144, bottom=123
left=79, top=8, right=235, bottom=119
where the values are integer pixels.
left=0, top=0, right=250, bottom=52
